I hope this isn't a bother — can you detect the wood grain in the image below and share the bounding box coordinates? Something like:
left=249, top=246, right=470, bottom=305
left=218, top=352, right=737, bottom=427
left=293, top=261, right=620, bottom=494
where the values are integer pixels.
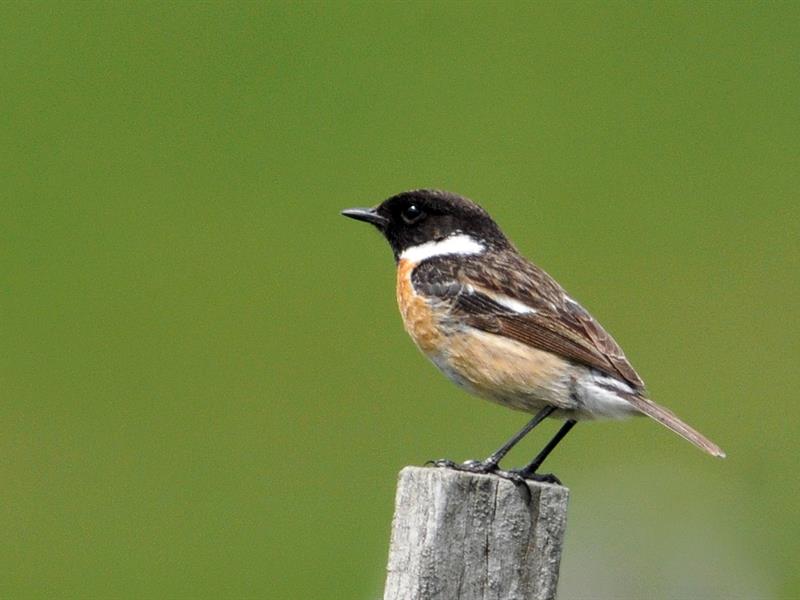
left=384, top=466, right=569, bottom=600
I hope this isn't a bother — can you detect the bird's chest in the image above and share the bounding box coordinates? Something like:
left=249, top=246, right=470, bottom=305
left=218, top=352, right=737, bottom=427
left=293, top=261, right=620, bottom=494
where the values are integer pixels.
left=395, top=259, right=572, bottom=411
left=395, top=260, right=445, bottom=356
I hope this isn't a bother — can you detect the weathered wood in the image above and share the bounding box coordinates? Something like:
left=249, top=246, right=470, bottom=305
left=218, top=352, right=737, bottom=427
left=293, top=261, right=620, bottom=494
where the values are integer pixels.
left=384, top=466, right=569, bottom=600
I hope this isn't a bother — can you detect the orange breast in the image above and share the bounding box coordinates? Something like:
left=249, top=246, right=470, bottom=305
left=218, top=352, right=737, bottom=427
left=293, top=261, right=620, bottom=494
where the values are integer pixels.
left=396, top=259, right=443, bottom=355
left=395, top=259, right=572, bottom=414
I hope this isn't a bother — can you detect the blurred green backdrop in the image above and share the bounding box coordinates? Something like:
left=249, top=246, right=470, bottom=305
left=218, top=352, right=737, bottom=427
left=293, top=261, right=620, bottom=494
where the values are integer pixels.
left=3, top=2, right=799, bottom=598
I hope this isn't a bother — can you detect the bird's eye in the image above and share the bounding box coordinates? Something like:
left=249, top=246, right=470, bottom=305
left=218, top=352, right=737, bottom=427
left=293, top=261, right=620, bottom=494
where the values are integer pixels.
left=401, top=203, right=425, bottom=224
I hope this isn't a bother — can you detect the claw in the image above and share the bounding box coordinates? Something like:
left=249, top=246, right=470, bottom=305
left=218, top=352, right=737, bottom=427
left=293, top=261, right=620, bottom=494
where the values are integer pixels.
left=510, top=470, right=563, bottom=486
left=492, top=468, right=533, bottom=504
left=429, top=459, right=459, bottom=469
left=427, top=458, right=499, bottom=474
left=533, top=472, right=562, bottom=485
left=495, top=469, right=526, bottom=486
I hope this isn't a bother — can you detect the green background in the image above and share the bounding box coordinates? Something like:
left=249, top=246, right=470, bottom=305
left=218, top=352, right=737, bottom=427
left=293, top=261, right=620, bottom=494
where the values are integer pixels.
left=3, top=2, right=798, bottom=598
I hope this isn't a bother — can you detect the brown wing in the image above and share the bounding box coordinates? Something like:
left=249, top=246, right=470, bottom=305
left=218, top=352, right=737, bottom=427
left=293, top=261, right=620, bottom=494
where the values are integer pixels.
left=411, top=253, right=728, bottom=456
left=454, top=252, right=645, bottom=390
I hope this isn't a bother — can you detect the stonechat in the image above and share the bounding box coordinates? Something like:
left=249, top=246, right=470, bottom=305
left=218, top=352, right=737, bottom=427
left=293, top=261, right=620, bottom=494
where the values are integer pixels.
left=342, top=189, right=725, bottom=483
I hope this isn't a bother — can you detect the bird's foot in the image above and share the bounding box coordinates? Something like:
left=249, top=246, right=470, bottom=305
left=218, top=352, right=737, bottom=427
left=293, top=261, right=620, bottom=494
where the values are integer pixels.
left=493, top=468, right=563, bottom=486
left=426, top=459, right=563, bottom=486
left=427, top=458, right=499, bottom=474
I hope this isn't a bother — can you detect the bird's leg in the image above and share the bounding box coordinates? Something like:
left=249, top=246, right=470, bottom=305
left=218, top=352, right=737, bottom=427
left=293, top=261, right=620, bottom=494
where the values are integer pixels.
left=506, top=419, right=577, bottom=484
left=474, top=406, right=557, bottom=470
left=431, top=406, right=556, bottom=474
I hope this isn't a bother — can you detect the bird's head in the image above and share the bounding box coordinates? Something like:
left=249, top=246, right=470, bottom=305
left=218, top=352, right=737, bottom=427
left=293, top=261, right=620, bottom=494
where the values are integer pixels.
left=341, top=189, right=510, bottom=261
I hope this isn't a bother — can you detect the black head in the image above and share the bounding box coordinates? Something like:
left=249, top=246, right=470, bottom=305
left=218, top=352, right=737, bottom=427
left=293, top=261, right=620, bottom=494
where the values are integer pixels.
left=341, top=189, right=510, bottom=260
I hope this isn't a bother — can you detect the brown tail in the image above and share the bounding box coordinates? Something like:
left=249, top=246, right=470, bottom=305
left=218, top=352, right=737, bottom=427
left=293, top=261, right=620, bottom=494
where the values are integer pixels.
left=623, top=393, right=726, bottom=458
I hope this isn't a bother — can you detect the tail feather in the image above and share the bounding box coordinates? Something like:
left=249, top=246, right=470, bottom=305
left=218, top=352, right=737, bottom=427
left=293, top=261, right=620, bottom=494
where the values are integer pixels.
left=623, top=393, right=726, bottom=458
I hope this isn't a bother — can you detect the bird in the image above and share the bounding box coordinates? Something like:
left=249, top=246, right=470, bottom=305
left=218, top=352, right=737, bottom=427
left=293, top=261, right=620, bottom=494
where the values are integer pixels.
left=341, top=189, right=725, bottom=483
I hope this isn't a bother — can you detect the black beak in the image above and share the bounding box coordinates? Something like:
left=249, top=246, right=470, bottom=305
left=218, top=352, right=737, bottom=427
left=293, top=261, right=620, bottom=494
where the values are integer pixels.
left=340, top=207, right=388, bottom=227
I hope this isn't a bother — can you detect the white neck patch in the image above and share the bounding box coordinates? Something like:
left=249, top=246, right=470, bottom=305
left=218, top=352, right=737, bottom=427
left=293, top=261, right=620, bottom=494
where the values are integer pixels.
left=400, top=233, right=485, bottom=263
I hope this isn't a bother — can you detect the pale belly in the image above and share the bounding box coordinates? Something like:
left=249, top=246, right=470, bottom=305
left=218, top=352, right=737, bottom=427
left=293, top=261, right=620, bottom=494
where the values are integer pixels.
left=428, top=326, right=639, bottom=420
left=427, top=326, right=575, bottom=413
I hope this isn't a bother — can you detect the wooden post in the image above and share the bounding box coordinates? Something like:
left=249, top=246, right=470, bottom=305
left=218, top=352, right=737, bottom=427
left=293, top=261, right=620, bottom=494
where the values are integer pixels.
left=384, top=466, right=569, bottom=600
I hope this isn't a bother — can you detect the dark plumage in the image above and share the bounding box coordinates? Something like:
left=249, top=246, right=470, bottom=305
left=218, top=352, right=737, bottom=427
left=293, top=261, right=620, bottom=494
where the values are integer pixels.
left=342, top=189, right=725, bottom=472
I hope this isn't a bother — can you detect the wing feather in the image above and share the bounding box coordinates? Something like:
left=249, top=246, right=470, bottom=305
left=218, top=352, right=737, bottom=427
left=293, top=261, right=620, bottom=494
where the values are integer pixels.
left=410, top=253, right=726, bottom=457
left=413, top=252, right=645, bottom=390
